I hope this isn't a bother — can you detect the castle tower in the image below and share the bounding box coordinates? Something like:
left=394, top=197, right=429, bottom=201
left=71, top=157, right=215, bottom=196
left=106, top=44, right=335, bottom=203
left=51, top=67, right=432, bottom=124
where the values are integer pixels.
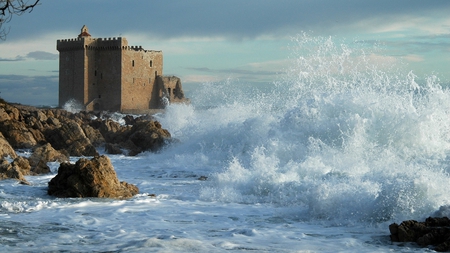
left=56, top=25, right=184, bottom=113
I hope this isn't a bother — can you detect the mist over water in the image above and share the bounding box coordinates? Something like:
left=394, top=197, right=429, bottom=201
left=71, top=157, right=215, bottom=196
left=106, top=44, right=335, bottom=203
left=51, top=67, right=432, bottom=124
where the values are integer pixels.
left=158, top=34, right=450, bottom=224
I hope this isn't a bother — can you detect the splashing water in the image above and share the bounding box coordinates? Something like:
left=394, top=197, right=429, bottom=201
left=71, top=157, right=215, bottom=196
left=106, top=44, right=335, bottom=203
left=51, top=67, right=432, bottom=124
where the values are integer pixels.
left=62, top=98, right=83, bottom=113
left=2, top=33, right=449, bottom=252
left=158, top=34, right=450, bottom=224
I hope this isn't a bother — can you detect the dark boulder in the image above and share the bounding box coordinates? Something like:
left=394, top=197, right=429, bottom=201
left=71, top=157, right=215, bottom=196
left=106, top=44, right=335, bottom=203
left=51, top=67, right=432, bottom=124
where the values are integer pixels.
left=48, top=155, right=139, bottom=199
left=128, top=120, right=171, bottom=152
left=390, top=217, right=450, bottom=251
left=104, top=143, right=123, bottom=155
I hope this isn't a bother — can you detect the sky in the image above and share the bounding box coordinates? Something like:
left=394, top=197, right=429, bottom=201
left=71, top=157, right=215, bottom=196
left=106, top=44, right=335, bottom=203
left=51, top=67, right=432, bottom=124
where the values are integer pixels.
left=0, top=0, right=449, bottom=106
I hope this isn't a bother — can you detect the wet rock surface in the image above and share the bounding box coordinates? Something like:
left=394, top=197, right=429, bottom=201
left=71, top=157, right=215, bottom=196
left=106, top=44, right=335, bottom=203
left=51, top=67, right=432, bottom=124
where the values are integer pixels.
left=390, top=217, right=450, bottom=252
left=48, top=155, right=139, bottom=199
left=0, top=100, right=171, bottom=197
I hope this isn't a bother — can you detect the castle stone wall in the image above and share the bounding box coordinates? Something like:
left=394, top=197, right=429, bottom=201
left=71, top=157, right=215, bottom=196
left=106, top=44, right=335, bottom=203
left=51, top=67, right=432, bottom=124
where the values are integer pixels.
left=57, top=26, right=187, bottom=113
left=57, top=39, right=88, bottom=108
left=121, top=48, right=163, bottom=111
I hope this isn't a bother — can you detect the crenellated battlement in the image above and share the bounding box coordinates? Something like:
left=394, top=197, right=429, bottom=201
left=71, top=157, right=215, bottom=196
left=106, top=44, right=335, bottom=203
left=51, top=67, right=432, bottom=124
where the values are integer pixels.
left=57, top=36, right=162, bottom=53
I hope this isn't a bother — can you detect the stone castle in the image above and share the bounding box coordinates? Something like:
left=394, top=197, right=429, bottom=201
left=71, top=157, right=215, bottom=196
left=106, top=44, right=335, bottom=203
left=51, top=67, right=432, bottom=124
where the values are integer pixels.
left=57, top=25, right=188, bottom=113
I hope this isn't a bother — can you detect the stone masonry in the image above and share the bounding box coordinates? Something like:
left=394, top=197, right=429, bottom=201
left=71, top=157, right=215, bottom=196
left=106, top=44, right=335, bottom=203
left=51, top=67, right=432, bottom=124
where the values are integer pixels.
left=57, top=25, right=188, bottom=113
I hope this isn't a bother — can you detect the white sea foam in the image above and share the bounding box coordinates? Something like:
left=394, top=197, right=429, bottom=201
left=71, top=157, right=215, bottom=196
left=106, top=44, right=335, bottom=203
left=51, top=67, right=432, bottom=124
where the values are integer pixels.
left=62, top=98, right=83, bottom=113
left=0, top=34, right=447, bottom=252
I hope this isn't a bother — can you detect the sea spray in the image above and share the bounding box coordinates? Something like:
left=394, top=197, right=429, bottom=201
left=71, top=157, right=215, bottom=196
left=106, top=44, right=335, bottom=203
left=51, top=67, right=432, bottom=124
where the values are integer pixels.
left=62, top=98, right=83, bottom=113
left=158, top=34, right=450, bottom=224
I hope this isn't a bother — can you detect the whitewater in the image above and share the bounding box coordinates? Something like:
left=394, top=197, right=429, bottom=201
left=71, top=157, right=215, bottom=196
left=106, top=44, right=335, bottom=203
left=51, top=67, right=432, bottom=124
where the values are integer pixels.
left=2, top=34, right=450, bottom=252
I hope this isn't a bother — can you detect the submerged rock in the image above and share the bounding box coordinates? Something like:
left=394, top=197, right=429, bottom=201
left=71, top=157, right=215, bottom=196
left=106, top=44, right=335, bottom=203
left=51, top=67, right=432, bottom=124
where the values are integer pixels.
left=390, top=217, right=450, bottom=251
left=48, top=155, right=139, bottom=199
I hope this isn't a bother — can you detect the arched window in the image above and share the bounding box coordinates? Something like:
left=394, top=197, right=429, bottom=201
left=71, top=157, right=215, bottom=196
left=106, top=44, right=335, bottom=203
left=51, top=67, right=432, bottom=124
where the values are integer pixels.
left=132, top=60, right=135, bottom=67
left=150, top=60, right=153, bottom=67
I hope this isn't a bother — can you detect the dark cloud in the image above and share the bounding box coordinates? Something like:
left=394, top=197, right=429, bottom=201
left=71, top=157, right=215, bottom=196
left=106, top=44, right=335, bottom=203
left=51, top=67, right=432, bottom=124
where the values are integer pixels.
left=4, top=0, right=450, bottom=41
left=0, top=51, right=57, bottom=61
left=0, top=55, right=25, bottom=61
left=26, top=51, right=58, bottom=60
left=0, top=74, right=58, bottom=106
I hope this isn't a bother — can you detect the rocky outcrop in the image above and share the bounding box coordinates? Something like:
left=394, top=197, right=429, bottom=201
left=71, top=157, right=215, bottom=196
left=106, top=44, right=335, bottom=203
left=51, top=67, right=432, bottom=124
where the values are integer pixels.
left=390, top=217, right=450, bottom=252
left=29, top=143, right=69, bottom=165
left=96, top=117, right=171, bottom=155
left=0, top=156, right=33, bottom=183
left=0, top=119, right=39, bottom=148
left=48, top=155, right=139, bottom=199
left=44, top=120, right=98, bottom=157
left=28, top=143, right=69, bottom=175
left=0, top=158, right=26, bottom=182
left=0, top=101, right=173, bottom=156
left=0, top=132, right=17, bottom=159
left=128, top=120, right=171, bottom=152
left=0, top=100, right=173, bottom=183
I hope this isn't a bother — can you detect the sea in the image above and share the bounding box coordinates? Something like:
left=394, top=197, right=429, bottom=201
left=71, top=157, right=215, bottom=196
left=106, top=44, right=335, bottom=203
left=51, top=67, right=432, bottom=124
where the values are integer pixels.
left=1, top=34, right=450, bottom=252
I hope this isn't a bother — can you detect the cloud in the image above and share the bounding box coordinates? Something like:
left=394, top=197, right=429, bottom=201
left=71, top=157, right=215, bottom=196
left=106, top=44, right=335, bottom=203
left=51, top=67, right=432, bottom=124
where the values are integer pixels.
left=26, top=51, right=58, bottom=60
left=6, top=1, right=450, bottom=41
left=186, top=67, right=278, bottom=76
left=0, top=51, right=58, bottom=61
left=182, top=75, right=221, bottom=83
left=0, top=55, right=25, bottom=61
left=0, top=74, right=58, bottom=106
left=403, top=54, right=424, bottom=62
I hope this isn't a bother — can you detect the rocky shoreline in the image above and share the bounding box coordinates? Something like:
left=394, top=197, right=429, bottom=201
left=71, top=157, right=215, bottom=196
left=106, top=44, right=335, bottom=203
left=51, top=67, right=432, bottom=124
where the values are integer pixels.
left=3, top=100, right=450, bottom=250
left=390, top=217, right=450, bottom=252
left=0, top=99, right=173, bottom=198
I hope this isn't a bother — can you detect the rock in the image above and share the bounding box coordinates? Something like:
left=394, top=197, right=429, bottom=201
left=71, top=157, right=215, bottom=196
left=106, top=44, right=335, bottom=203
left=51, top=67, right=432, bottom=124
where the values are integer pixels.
left=28, top=127, right=47, bottom=144
left=198, top=176, right=208, bottom=181
left=29, top=143, right=69, bottom=164
left=0, top=120, right=37, bottom=149
left=34, top=110, right=48, bottom=122
left=12, top=156, right=32, bottom=175
left=28, top=143, right=69, bottom=174
left=0, top=157, right=29, bottom=183
left=0, top=132, right=17, bottom=159
left=46, top=117, right=61, bottom=127
left=123, top=115, right=136, bottom=125
left=0, top=101, right=173, bottom=158
left=45, top=120, right=98, bottom=157
left=97, top=119, right=131, bottom=143
left=82, top=124, right=105, bottom=146
left=128, top=120, right=171, bottom=152
left=0, top=108, right=10, bottom=121
left=48, top=155, right=139, bottom=199
left=32, top=159, right=51, bottom=175
left=390, top=217, right=450, bottom=251
left=104, top=143, right=123, bottom=155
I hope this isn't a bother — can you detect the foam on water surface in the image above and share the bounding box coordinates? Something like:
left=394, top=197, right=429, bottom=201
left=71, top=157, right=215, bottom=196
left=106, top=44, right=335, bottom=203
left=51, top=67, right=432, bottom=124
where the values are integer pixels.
left=1, top=34, right=448, bottom=252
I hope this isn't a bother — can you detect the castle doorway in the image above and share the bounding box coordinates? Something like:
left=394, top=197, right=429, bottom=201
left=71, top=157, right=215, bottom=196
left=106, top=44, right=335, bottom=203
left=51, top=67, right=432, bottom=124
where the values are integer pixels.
left=94, top=103, right=100, bottom=111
